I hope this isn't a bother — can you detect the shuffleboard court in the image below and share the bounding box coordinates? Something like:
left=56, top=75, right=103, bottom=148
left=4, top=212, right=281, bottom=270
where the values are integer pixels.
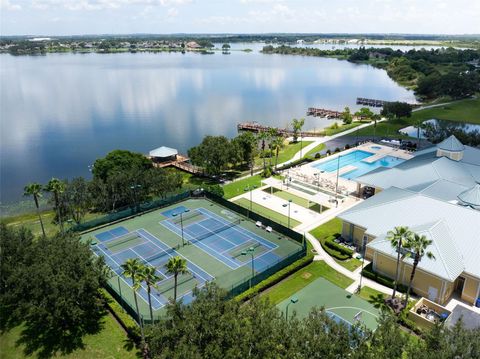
left=83, top=197, right=304, bottom=321
left=277, top=277, right=379, bottom=331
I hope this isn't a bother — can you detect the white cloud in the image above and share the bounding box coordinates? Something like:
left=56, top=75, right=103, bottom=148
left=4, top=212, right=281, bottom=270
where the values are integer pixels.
left=0, top=0, right=21, bottom=11
left=31, top=0, right=192, bottom=11
left=167, top=7, right=178, bottom=17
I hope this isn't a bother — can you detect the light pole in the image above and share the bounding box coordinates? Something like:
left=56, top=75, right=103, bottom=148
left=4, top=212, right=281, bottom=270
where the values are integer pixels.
left=244, top=185, right=257, bottom=218
left=172, top=208, right=190, bottom=246
left=241, top=246, right=255, bottom=288
left=285, top=297, right=299, bottom=321
left=282, top=199, right=292, bottom=228
left=130, top=184, right=142, bottom=213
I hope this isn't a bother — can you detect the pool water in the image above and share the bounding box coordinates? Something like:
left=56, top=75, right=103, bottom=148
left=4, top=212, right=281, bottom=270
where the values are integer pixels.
left=312, top=150, right=405, bottom=179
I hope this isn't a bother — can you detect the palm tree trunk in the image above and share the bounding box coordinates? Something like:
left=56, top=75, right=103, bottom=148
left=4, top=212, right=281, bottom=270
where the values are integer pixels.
left=392, top=241, right=402, bottom=298
left=405, top=256, right=419, bottom=306
left=54, top=192, right=64, bottom=232
left=133, top=291, right=145, bottom=342
left=173, top=273, right=178, bottom=302
left=275, top=148, right=279, bottom=170
left=147, top=286, right=154, bottom=324
left=34, top=195, right=46, bottom=238
left=417, top=127, right=420, bottom=148
left=262, top=141, right=266, bottom=171
left=250, top=153, right=254, bottom=176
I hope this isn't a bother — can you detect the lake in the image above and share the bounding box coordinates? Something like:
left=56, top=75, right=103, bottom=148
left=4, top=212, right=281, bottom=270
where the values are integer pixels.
left=0, top=50, right=416, bottom=203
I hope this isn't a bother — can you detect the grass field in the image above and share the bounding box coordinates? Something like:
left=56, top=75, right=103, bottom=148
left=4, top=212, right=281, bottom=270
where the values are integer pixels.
left=223, top=175, right=263, bottom=199
left=276, top=277, right=379, bottom=330
left=324, top=122, right=363, bottom=136
left=262, top=187, right=327, bottom=213
left=335, top=258, right=363, bottom=271
left=262, top=261, right=354, bottom=305
left=356, top=96, right=480, bottom=138
left=255, top=141, right=313, bottom=168
left=304, top=143, right=326, bottom=158
left=83, top=198, right=303, bottom=319
left=355, top=286, right=387, bottom=302
left=0, top=314, right=138, bottom=359
left=233, top=197, right=301, bottom=228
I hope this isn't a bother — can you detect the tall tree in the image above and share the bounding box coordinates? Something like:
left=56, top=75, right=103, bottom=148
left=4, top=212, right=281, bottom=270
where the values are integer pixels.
left=165, top=256, right=189, bottom=303
left=267, top=128, right=279, bottom=166
left=403, top=233, right=435, bottom=305
left=188, top=136, right=231, bottom=176
left=381, top=102, right=412, bottom=119
left=45, top=178, right=66, bottom=232
left=142, top=265, right=161, bottom=323
left=257, top=131, right=269, bottom=171
left=65, top=177, right=91, bottom=224
left=235, top=131, right=257, bottom=175
left=291, top=118, right=305, bottom=143
left=386, top=226, right=412, bottom=300
left=341, top=107, right=353, bottom=125
left=271, top=135, right=285, bottom=170
left=23, top=183, right=46, bottom=238
left=121, top=258, right=146, bottom=343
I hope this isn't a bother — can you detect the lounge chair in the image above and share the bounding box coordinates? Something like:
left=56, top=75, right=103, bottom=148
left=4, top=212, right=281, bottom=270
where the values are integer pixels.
left=256, top=221, right=262, bottom=227
left=265, top=226, right=272, bottom=233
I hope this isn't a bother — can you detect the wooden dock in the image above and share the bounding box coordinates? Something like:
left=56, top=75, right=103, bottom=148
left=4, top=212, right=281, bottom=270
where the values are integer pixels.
left=237, top=122, right=319, bottom=137
left=306, top=107, right=343, bottom=118
left=356, top=97, right=388, bottom=107
left=151, top=154, right=203, bottom=175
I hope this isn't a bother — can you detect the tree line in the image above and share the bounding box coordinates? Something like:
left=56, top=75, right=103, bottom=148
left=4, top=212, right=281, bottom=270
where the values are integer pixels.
left=23, top=150, right=184, bottom=235
left=262, top=45, right=480, bottom=100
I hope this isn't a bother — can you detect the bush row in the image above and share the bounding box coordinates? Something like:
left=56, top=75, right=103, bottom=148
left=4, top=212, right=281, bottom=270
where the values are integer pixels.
left=324, top=239, right=354, bottom=257
left=101, top=288, right=140, bottom=341
left=235, top=252, right=314, bottom=302
left=361, top=263, right=410, bottom=294
left=275, top=157, right=313, bottom=172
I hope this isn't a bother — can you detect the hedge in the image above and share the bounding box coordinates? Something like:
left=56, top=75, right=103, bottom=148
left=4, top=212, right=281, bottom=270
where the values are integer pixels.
left=235, top=252, right=314, bottom=302
left=361, top=263, right=410, bottom=294
left=275, top=157, right=313, bottom=172
left=101, top=288, right=140, bottom=342
left=324, top=239, right=354, bottom=257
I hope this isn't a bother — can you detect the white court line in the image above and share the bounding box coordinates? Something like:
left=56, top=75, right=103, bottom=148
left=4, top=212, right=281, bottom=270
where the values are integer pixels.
left=93, top=243, right=163, bottom=308
left=138, top=228, right=215, bottom=282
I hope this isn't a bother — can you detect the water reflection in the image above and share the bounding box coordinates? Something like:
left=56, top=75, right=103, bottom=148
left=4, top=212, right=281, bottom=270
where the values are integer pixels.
left=0, top=51, right=415, bottom=202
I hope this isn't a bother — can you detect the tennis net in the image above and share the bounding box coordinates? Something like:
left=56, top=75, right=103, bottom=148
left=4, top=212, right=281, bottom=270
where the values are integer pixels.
left=106, top=232, right=143, bottom=250
left=189, top=219, right=241, bottom=244
left=144, top=247, right=176, bottom=264
left=171, top=210, right=202, bottom=225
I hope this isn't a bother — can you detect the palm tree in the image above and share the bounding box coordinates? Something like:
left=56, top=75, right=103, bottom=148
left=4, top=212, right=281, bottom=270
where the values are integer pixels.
left=142, top=265, right=161, bottom=323
left=386, top=226, right=413, bottom=299
left=272, top=135, right=285, bottom=170
left=413, top=119, right=424, bottom=149
left=403, top=233, right=435, bottom=306
left=372, top=114, right=381, bottom=142
left=121, top=258, right=146, bottom=342
left=267, top=128, right=278, bottom=167
left=291, top=118, right=305, bottom=143
left=45, top=178, right=66, bottom=232
left=24, top=182, right=47, bottom=238
left=165, top=256, right=189, bottom=303
left=257, top=131, right=269, bottom=171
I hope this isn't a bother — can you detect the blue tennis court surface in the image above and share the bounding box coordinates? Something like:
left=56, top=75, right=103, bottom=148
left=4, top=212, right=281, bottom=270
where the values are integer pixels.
left=91, top=226, right=214, bottom=310
left=161, top=207, right=280, bottom=272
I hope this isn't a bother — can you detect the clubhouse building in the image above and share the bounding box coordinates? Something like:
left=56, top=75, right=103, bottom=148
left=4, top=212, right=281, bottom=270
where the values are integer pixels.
left=338, top=136, right=480, bottom=307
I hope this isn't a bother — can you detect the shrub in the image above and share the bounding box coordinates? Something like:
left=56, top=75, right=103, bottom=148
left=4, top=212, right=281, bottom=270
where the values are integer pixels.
left=326, top=149, right=332, bottom=155
left=235, top=253, right=314, bottom=302
left=101, top=289, right=140, bottom=341
left=324, top=239, right=354, bottom=257
left=262, top=166, right=272, bottom=178
left=345, top=144, right=351, bottom=149
left=361, top=263, right=409, bottom=293
left=334, top=147, right=341, bottom=153
left=314, top=152, right=321, bottom=159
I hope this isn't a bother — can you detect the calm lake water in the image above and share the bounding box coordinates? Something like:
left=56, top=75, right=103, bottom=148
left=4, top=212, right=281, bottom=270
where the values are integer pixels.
left=0, top=50, right=416, bottom=203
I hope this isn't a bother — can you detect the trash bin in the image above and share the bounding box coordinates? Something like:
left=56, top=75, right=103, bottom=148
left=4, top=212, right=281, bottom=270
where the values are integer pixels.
left=476, top=297, right=480, bottom=308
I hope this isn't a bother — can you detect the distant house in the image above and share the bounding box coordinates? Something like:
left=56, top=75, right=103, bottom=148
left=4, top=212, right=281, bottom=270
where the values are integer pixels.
left=186, top=41, right=201, bottom=49
left=149, top=146, right=178, bottom=164
left=296, top=39, right=305, bottom=45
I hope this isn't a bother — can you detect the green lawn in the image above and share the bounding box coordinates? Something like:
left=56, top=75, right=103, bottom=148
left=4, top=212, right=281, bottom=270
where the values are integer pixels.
left=263, top=187, right=327, bottom=213
left=310, top=218, right=356, bottom=261
left=255, top=141, right=313, bottom=167
left=324, top=122, right=363, bottom=136
left=356, top=286, right=387, bottom=302
left=233, top=197, right=301, bottom=228
left=304, top=143, right=326, bottom=158
left=0, top=314, right=139, bottom=359
left=335, top=258, right=363, bottom=271
left=223, top=174, right=263, bottom=199
left=262, top=260, right=354, bottom=305
left=356, top=96, right=480, bottom=138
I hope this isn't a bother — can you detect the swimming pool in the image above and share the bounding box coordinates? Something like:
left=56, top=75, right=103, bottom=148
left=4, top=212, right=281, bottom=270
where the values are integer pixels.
left=312, top=150, right=405, bottom=179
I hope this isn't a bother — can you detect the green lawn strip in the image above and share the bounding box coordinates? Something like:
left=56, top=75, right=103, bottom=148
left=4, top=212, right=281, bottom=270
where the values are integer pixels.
left=255, top=141, right=313, bottom=167
left=355, top=286, right=387, bottom=302
left=223, top=174, right=263, bottom=199
left=263, top=187, right=316, bottom=211
left=356, top=96, right=480, bottom=138
left=262, top=261, right=354, bottom=305
left=334, top=258, right=363, bottom=272
left=233, top=197, right=301, bottom=228
left=0, top=314, right=139, bottom=359
left=324, top=122, right=363, bottom=136
left=304, top=143, right=326, bottom=158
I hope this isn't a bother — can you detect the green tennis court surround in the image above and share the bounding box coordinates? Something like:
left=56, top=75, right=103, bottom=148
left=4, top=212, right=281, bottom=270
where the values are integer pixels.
left=82, top=196, right=305, bottom=323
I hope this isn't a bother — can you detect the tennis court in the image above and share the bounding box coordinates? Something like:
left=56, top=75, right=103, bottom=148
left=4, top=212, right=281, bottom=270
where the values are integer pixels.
left=277, top=278, right=379, bottom=331
left=84, top=197, right=304, bottom=321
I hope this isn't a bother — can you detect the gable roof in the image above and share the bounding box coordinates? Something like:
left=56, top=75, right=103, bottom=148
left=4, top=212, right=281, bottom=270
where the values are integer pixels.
left=339, top=187, right=480, bottom=279
left=149, top=146, right=178, bottom=158
left=458, top=183, right=480, bottom=207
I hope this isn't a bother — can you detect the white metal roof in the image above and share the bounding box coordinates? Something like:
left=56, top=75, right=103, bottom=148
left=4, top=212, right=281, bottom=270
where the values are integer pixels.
left=149, top=146, right=178, bottom=158
left=437, top=135, right=465, bottom=152
left=339, top=187, right=480, bottom=280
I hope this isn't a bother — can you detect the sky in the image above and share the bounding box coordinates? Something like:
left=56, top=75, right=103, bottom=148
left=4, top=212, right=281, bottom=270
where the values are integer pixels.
left=1, top=0, right=479, bottom=36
